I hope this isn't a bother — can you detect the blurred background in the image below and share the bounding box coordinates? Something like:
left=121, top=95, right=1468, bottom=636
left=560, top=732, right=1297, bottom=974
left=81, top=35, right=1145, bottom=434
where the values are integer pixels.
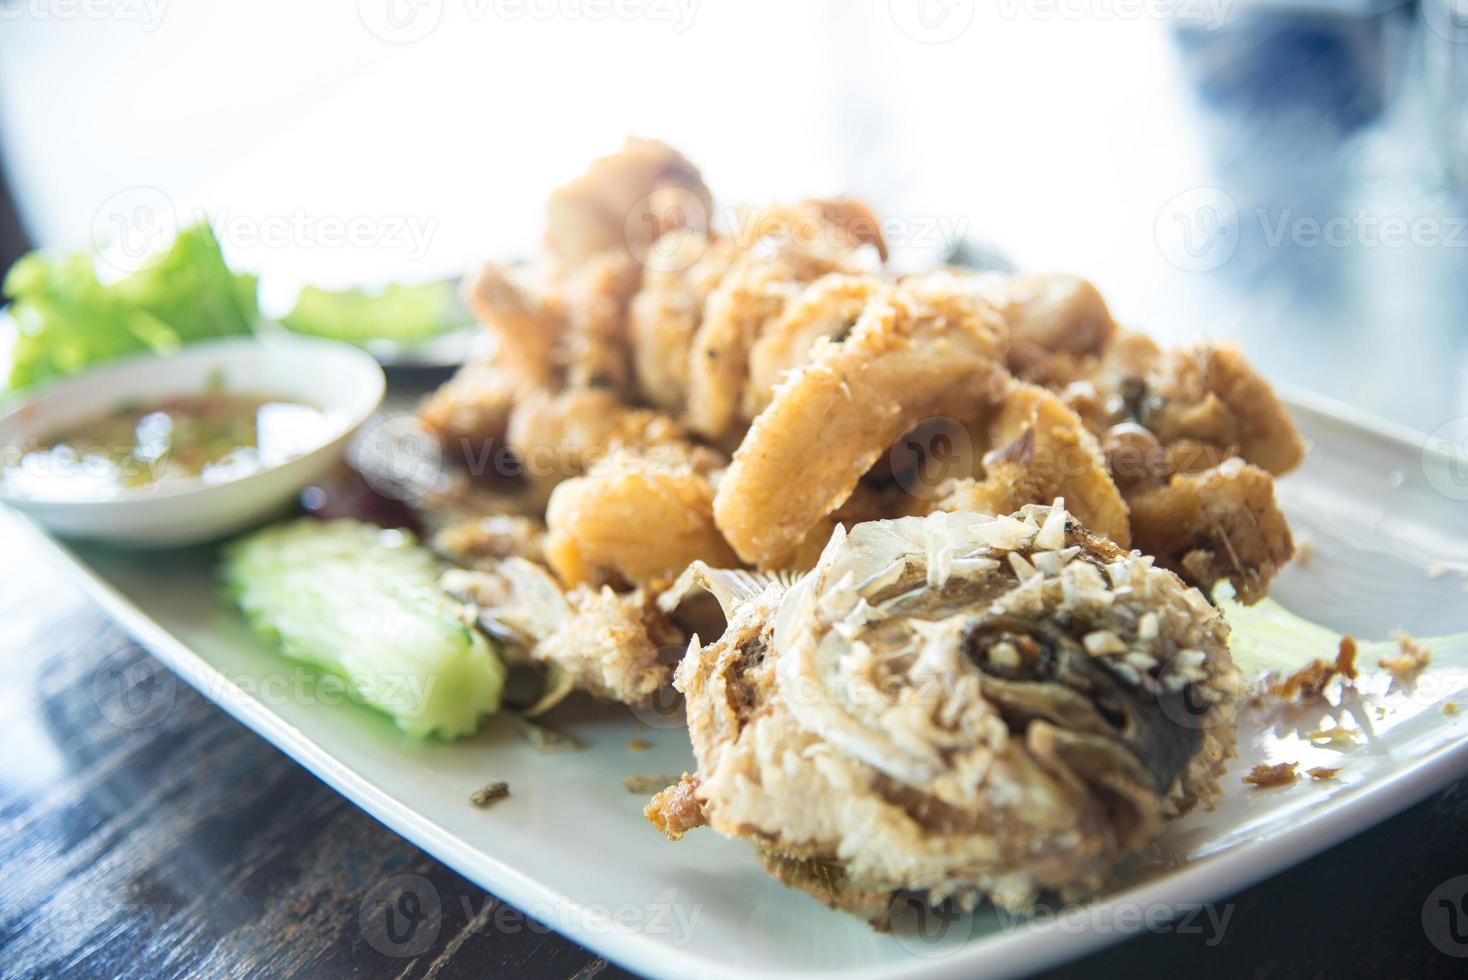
left=0, top=0, right=1464, bottom=428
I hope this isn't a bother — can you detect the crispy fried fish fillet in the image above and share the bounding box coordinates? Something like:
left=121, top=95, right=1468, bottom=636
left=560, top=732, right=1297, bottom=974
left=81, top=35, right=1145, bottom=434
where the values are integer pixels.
left=1125, top=458, right=1293, bottom=605
left=650, top=506, right=1239, bottom=925
left=714, top=274, right=1009, bottom=567
left=505, top=387, right=715, bottom=491
left=684, top=202, right=884, bottom=444
left=544, top=137, right=712, bottom=266
left=743, top=272, right=883, bottom=419
left=924, top=381, right=1131, bottom=547
left=629, top=230, right=742, bottom=412
left=415, top=358, right=523, bottom=456
left=544, top=450, right=739, bottom=588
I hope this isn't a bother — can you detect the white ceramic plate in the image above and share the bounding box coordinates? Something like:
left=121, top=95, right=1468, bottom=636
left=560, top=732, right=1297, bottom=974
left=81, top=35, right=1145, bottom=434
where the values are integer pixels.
left=5, top=391, right=1468, bottom=979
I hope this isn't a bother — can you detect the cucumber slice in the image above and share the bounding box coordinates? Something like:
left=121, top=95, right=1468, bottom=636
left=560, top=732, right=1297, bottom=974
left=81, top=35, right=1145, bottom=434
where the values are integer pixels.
left=223, top=519, right=505, bottom=739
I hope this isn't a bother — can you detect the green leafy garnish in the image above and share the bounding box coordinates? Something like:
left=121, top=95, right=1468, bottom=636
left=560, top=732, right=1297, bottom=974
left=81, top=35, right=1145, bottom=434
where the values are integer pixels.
left=280, top=280, right=467, bottom=346
left=3, top=222, right=257, bottom=392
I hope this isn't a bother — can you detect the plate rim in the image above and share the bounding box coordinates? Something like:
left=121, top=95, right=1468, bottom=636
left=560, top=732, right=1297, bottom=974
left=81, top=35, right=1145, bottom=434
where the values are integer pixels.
left=9, top=389, right=1466, bottom=980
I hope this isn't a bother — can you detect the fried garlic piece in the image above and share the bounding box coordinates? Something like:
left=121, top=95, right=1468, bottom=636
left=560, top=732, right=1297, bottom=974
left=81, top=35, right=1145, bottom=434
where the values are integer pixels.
left=656, top=505, right=1239, bottom=924
left=714, top=274, right=1009, bottom=567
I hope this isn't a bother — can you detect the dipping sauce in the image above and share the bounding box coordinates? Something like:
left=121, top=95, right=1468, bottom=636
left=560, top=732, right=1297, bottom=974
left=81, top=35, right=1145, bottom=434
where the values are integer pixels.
left=3, top=393, right=333, bottom=499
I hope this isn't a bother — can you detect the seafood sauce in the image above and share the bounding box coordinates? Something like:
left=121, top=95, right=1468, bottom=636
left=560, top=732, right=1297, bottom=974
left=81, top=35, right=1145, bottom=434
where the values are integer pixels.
left=4, top=393, right=331, bottom=499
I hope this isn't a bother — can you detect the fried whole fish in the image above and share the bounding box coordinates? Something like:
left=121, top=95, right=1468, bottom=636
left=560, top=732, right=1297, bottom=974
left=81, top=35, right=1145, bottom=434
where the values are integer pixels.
left=649, top=504, right=1240, bottom=925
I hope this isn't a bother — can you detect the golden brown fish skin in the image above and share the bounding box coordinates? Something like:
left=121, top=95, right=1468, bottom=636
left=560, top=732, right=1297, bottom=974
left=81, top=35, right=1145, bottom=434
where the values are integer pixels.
left=1125, top=458, right=1294, bottom=604
left=683, top=201, right=883, bottom=445
left=463, top=262, right=563, bottom=388
left=714, top=276, right=1009, bottom=567
left=558, top=249, right=645, bottom=392
left=543, top=451, right=739, bottom=589
left=1144, top=344, right=1306, bottom=476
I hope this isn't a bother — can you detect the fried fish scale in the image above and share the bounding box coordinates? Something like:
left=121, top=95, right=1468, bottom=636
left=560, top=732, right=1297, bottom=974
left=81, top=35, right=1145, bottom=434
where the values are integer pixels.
left=714, top=274, right=1009, bottom=567
left=653, top=505, right=1239, bottom=924
left=925, top=381, right=1131, bottom=547
left=543, top=450, right=739, bottom=588
left=442, top=557, right=683, bottom=706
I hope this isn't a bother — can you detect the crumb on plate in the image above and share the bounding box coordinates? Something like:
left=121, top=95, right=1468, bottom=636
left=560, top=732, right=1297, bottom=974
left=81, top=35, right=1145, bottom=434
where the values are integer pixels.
left=1243, top=761, right=1298, bottom=788
left=515, top=715, right=587, bottom=753
left=627, top=738, right=652, bottom=752
left=1379, top=632, right=1431, bottom=684
left=1305, top=767, right=1340, bottom=781
left=470, top=781, right=511, bottom=808
left=1265, top=637, right=1356, bottom=702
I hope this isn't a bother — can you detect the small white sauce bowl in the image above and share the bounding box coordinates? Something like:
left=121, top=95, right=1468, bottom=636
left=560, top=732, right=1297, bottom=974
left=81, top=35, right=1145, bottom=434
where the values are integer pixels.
left=0, top=335, right=385, bottom=547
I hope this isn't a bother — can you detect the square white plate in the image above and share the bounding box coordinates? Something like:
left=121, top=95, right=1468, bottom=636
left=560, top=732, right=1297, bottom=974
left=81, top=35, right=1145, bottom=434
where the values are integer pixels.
left=8, top=391, right=1468, bottom=979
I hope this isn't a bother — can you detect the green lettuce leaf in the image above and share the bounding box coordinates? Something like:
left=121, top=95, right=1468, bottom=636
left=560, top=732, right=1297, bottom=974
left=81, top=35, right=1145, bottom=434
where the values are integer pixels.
left=3, top=222, right=257, bottom=392
left=280, top=280, right=467, bottom=345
